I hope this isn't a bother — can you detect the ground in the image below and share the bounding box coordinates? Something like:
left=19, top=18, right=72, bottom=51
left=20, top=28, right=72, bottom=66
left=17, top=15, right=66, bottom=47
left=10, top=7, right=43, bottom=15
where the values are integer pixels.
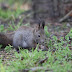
left=0, top=0, right=72, bottom=72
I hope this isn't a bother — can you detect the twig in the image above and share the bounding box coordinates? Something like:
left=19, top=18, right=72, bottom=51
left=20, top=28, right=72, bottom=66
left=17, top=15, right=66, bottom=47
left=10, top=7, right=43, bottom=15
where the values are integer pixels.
left=38, top=57, right=48, bottom=64
left=59, top=10, right=72, bottom=22
left=19, top=67, right=53, bottom=72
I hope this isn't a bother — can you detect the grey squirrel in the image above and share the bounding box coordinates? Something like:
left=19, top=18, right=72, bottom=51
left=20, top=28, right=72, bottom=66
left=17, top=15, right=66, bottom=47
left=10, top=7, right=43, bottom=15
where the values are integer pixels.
left=0, top=21, right=46, bottom=52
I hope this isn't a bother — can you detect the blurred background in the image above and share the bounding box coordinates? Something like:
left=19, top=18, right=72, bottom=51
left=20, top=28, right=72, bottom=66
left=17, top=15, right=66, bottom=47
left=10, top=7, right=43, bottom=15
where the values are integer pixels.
left=0, top=0, right=72, bottom=36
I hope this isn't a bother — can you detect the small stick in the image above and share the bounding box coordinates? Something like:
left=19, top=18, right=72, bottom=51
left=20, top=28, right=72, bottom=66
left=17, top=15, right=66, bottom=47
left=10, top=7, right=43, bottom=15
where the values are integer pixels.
left=38, top=57, right=48, bottom=64
left=59, top=10, right=72, bottom=22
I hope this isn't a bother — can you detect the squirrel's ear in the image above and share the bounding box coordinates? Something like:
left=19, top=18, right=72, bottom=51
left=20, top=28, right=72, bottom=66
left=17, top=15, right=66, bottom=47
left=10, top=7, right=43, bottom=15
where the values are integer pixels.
left=38, top=20, right=45, bottom=29
left=42, top=20, right=45, bottom=29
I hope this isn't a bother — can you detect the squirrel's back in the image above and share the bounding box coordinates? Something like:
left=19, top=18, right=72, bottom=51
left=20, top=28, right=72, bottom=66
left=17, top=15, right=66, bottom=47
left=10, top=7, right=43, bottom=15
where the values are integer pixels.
left=13, top=26, right=35, bottom=50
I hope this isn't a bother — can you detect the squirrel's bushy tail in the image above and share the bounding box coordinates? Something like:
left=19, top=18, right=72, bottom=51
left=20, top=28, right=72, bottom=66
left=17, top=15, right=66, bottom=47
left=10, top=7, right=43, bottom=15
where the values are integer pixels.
left=0, top=32, right=14, bottom=48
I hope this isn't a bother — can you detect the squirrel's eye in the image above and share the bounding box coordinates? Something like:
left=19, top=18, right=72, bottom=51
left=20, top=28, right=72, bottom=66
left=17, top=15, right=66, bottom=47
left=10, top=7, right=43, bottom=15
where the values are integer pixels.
left=38, top=34, right=40, bottom=37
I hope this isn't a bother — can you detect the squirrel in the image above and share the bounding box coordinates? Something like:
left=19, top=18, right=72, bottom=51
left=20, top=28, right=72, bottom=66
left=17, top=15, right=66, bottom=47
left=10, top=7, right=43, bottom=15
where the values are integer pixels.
left=0, top=20, right=46, bottom=52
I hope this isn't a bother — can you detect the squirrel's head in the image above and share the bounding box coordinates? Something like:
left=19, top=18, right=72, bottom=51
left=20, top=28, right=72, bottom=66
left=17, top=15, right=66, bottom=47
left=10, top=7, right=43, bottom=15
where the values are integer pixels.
left=33, top=20, right=46, bottom=45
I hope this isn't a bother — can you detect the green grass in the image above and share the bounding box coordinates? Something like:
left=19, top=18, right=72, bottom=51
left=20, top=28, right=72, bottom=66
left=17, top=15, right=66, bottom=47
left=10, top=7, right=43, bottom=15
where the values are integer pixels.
left=0, top=43, right=72, bottom=72
left=0, top=8, right=24, bottom=20
left=0, top=0, right=31, bottom=5
left=0, top=0, right=31, bottom=19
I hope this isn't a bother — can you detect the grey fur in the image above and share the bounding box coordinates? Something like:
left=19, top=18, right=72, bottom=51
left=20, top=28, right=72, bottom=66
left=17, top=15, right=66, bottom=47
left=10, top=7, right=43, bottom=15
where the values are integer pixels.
left=13, top=22, right=45, bottom=52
